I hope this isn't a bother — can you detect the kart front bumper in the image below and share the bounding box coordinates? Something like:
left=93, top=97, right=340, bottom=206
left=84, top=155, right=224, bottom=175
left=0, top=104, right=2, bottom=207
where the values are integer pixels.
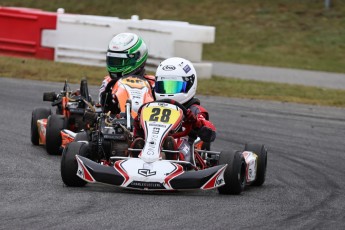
left=76, top=155, right=227, bottom=191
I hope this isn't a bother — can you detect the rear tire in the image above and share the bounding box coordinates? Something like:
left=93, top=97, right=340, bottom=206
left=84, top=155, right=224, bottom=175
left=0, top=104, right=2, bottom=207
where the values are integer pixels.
left=244, top=143, right=267, bottom=186
left=74, top=131, right=89, bottom=142
left=31, top=107, right=51, bottom=145
left=218, top=151, right=246, bottom=195
left=46, top=115, right=68, bottom=155
left=61, top=142, right=89, bottom=187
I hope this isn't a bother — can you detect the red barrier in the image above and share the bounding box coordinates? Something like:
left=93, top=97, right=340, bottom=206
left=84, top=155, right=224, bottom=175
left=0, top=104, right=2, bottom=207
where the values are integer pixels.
left=0, top=7, right=57, bottom=59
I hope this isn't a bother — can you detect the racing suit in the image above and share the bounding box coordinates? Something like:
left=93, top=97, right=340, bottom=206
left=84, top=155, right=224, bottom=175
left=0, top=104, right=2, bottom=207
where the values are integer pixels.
left=132, top=97, right=216, bottom=160
left=99, top=72, right=155, bottom=114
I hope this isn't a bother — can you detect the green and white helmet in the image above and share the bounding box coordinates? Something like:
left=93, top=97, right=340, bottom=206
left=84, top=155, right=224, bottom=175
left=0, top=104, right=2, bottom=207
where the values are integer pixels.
left=106, top=33, right=148, bottom=79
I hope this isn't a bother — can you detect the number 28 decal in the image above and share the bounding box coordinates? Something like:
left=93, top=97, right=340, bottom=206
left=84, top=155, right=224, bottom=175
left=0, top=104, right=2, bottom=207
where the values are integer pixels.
left=149, top=108, right=171, bottom=122
left=142, top=106, right=181, bottom=124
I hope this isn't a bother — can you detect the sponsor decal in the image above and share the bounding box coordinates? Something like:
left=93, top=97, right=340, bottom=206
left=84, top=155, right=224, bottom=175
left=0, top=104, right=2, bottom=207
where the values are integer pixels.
left=216, top=177, right=224, bottom=186
left=147, top=134, right=158, bottom=155
left=128, top=181, right=165, bottom=189
left=183, top=65, right=191, bottom=73
left=179, top=140, right=190, bottom=158
left=76, top=156, right=95, bottom=182
left=148, top=123, right=167, bottom=128
left=201, top=166, right=226, bottom=190
left=161, top=76, right=178, bottom=80
left=249, top=168, right=253, bottom=178
left=153, top=127, right=160, bottom=134
left=77, top=169, right=84, bottom=177
left=138, top=169, right=157, bottom=177
left=157, top=103, right=168, bottom=107
left=162, top=65, right=176, bottom=71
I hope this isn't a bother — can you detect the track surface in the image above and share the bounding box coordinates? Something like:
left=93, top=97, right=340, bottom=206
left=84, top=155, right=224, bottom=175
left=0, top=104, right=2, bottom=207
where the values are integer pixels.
left=1, top=78, right=345, bottom=230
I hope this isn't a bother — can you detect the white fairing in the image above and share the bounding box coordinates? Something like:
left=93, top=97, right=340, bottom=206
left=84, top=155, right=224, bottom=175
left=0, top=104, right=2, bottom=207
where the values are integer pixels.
left=242, top=151, right=258, bottom=182
left=141, top=123, right=171, bottom=163
left=119, top=158, right=180, bottom=189
left=139, top=102, right=183, bottom=163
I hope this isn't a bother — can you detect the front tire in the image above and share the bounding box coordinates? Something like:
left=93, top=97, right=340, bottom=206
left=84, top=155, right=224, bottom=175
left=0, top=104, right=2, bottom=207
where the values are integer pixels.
left=61, top=142, right=89, bottom=187
left=31, top=107, right=51, bottom=145
left=244, top=143, right=267, bottom=186
left=218, top=151, right=246, bottom=195
left=46, top=114, right=68, bottom=155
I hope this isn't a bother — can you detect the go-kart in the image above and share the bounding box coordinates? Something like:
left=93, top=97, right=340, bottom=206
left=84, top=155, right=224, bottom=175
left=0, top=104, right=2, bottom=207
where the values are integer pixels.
left=30, top=79, right=93, bottom=155
left=61, top=99, right=268, bottom=195
left=60, top=74, right=155, bottom=150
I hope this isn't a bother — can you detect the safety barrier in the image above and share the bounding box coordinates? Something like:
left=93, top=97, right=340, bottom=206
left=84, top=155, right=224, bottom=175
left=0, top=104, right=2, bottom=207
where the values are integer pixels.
left=0, top=7, right=215, bottom=78
left=0, top=7, right=56, bottom=59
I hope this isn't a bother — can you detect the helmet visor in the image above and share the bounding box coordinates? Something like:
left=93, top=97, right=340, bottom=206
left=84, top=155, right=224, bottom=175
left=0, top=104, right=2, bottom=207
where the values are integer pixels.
left=106, top=52, right=138, bottom=68
left=155, top=81, right=187, bottom=94
left=155, top=75, right=195, bottom=94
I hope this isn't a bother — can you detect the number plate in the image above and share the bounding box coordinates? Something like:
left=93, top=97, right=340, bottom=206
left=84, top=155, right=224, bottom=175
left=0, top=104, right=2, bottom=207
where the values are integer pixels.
left=142, top=106, right=181, bottom=124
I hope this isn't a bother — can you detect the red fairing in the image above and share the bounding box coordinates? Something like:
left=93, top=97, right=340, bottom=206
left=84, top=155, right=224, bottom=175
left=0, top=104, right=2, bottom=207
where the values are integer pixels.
left=114, top=160, right=130, bottom=185
left=201, top=166, right=226, bottom=190
left=164, top=164, right=184, bottom=189
left=76, top=157, right=95, bottom=182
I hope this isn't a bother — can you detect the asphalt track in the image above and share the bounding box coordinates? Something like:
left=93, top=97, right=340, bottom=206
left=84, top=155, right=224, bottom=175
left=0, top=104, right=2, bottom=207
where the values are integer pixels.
left=1, top=77, right=345, bottom=230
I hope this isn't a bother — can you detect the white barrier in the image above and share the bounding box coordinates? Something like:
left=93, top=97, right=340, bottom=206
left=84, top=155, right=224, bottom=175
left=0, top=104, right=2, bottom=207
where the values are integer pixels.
left=42, top=10, right=215, bottom=78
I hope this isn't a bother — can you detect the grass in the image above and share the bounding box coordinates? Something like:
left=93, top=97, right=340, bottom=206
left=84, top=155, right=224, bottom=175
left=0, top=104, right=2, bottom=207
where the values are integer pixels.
left=1, top=0, right=345, bottom=73
left=1, top=56, right=345, bottom=108
left=1, top=1, right=345, bottom=107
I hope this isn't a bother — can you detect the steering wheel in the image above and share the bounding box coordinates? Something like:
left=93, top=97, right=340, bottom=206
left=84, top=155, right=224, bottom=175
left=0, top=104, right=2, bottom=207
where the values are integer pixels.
left=155, top=99, right=187, bottom=115
left=154, top=99, right=192, bottom=138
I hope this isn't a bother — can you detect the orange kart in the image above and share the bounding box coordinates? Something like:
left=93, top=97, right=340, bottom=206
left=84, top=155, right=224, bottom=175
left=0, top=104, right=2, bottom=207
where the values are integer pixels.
left=31, top=79, right=93, bottom=155
left=60, top=75, right=155, bottom=152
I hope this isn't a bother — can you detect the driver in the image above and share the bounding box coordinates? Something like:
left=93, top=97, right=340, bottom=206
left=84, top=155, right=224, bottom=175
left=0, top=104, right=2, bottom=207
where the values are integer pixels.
left=132, top=57, right=216, bottom=160
left=99, top=32, right=155, bottom=114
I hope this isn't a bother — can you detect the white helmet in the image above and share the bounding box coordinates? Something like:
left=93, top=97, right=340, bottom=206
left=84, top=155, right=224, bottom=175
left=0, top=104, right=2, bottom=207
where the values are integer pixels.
left=154, top=57, right=197, bottom=104
left=106, top=33, right=148, bottom=79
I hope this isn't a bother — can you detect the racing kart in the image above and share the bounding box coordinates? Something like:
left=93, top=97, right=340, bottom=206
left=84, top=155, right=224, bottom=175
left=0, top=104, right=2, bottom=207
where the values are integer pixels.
left=61, top=99, right=268, bottom=195
left=59, top=74, right=155, bottom=151
left=30, top=79, right=93, bottom=155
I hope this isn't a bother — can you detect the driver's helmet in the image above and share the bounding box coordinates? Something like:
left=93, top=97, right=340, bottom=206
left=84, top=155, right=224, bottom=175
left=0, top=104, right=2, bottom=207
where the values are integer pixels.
left=106, top=33, right=148, bottom=79
left=154, top=57, right=197, bottom=104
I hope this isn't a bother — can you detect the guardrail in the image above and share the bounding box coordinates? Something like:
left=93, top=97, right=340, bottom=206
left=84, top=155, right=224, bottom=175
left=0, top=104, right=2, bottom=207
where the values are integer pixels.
left=0, top=7, right=56, bottom=59
left=0, top=7, right=215, bottom=78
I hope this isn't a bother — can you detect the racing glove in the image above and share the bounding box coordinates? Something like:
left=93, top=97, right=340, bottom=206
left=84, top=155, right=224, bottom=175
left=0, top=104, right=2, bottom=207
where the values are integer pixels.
left=186, top=109, right=203, bottom=129
left=198, top=126, right=216, bottom=142
left=186, top=109, right=216, bottom=142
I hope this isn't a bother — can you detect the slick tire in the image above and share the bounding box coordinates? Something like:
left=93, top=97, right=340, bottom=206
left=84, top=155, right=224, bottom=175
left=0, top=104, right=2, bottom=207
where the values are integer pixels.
left=31, top=107, right=51, bottom=145
left=74, top=131, right=89, bottom=142
left=244, top=143, right=267, bottom=186
left=46, top=114, right=68, bottom=155
left=217, top=150, right=246, bottom=195
left=61, top=142, right=89, bottom=187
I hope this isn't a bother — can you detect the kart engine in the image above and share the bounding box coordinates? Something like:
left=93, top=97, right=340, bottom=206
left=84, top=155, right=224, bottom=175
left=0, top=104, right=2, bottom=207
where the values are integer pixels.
left=100, top=125, right=129, bottom=157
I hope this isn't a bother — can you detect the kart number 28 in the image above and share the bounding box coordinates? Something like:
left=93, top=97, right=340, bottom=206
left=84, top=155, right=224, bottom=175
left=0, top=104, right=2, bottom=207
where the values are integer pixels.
left=149, top=108, right=171, bottom=122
